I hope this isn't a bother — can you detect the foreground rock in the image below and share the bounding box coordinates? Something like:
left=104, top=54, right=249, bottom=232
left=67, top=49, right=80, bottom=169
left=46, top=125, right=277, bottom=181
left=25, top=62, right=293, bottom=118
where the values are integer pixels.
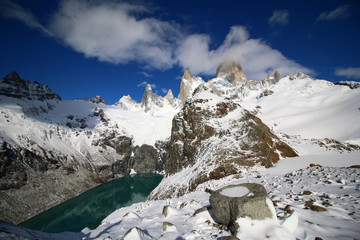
left=210, top=183, right=274, bottom=228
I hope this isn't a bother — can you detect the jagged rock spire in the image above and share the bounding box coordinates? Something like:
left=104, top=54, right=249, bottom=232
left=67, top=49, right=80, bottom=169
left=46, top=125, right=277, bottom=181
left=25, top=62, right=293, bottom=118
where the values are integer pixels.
left=164, top=89, right=174, bottom=100
left=141, top=84, right=163, bottom=113
left=182, top=67, right=192, bottom=80
left=216, top=61, right=247, bottom=85
left=178, top=68, right=204, bottom=103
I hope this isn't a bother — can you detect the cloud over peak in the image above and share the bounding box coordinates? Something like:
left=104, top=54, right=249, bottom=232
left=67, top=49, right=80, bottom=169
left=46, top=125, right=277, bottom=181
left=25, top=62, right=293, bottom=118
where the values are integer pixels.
left=1, top=0, right=312, bottom=80
left=177, top=26, right=312, bottom=79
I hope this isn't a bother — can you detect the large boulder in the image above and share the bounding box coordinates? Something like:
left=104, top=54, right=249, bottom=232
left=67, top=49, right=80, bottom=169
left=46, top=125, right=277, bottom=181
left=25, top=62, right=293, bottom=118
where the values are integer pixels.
left=209, top=183, right=274, bottom=227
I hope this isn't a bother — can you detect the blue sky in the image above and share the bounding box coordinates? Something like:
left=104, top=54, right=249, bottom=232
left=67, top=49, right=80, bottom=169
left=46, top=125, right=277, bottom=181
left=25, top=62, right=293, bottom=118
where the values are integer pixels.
left=0, top=0, right=359, bottom=104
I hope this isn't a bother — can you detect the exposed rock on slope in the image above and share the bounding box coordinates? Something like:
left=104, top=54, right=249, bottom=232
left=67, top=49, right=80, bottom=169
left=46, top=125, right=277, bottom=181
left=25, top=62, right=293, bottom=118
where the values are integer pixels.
left=150, top=88, right=297, bottom=200
left=81, top=95, right=107, bottom=104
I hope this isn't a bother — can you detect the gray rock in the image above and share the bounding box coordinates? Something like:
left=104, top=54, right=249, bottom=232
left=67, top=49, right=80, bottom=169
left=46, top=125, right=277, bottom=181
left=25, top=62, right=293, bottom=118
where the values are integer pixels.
left=132, top=144, right=159, bottom=173
left=210, top=183, right=274, bottom=227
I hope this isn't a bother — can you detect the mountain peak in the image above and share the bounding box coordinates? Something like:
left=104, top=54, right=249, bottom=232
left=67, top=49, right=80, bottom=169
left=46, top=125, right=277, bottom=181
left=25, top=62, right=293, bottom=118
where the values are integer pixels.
left=182, top=67, right=192, bottom=80
left=145, top=84, right=153, bottom=91
left=215, top=60, right=248, bottom=85
left=164, top=89, right=174, bottom=100
left=0, top=72, right=61, bottom=101
left=5, top=72, right=21, bottom=82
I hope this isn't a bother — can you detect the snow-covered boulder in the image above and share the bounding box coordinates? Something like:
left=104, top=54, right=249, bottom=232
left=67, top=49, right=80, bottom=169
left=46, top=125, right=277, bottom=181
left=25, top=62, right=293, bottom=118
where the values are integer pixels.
left=210, top=183, right=274, bottom=227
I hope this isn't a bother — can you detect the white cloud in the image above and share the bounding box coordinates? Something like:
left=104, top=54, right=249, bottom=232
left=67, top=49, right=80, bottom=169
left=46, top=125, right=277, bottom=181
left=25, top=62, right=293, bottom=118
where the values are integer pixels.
left=161, top=88, right=168, bottom=94
left=137, top=81, right=157, bottom=89
left=48, top=0, right=182, bottom=70
left=269, top=10, right=289, bottom=25
left=335, top=67, right=360, bottom=79
left=0, top=0, right=52, bottom=35
left=317, top=5, right=350, bottom=21
left=176, top=26, right=312, bottom=80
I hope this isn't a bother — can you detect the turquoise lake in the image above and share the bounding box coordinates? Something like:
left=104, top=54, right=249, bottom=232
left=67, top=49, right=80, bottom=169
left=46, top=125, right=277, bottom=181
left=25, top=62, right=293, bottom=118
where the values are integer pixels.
left=19, top=174, right=163, bottom=233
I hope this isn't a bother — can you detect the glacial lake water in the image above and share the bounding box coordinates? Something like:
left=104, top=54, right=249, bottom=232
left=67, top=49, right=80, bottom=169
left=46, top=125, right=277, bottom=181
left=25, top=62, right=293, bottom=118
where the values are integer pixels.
left=19, top=173, right=163, bottom=233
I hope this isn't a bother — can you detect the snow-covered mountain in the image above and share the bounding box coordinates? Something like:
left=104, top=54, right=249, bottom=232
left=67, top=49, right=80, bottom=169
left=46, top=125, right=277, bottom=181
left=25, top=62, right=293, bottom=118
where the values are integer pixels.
left=1, top=60, right=359, bottom=239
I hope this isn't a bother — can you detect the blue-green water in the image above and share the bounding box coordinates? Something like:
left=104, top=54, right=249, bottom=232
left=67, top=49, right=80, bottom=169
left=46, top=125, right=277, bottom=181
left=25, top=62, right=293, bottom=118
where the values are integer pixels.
left=19, top=174, right=163, bottom=233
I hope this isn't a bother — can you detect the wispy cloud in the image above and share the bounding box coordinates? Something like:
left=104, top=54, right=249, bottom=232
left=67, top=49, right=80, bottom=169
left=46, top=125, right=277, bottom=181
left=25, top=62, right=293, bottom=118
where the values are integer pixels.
left=317, top=5, right=350, bottom=21
left=137, top=72, right=153, bottom=78
left=0, top=0, right=52, bottom=36
left=137, top=81, right=157, bottom=89
left=176, top=26, right=312, bottom=80
left=269, top=10, right=289, bottom=25
left=335, top=67, right=360, bottom=79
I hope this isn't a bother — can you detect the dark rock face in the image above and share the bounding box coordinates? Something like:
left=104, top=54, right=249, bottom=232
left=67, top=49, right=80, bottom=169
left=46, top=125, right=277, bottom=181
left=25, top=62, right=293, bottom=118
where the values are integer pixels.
left=334, top=81, right=360, bottom=89
left=132, top=144, right=159, bottom=173
left=0, top=72, right=61, bottom=101
left=210, top=183, right=274, bottom=227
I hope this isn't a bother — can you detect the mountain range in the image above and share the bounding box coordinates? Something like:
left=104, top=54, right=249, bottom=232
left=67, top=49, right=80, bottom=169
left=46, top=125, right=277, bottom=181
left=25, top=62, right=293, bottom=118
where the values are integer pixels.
left=0, top=61, right=359, bottom=232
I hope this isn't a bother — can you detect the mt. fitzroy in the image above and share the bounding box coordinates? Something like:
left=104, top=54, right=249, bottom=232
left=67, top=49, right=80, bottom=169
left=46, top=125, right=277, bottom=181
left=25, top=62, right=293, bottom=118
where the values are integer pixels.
left=0, top=62, right=359, bottom=224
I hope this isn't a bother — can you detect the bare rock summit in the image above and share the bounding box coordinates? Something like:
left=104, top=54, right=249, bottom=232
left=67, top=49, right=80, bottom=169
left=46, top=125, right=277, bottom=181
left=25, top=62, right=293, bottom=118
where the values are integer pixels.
left=216, top=61, right=248, bottom=85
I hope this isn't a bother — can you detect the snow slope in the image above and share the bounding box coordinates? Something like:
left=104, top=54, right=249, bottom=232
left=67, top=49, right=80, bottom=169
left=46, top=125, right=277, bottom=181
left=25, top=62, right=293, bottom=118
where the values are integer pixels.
left=240, top=76, right=360, bottom=143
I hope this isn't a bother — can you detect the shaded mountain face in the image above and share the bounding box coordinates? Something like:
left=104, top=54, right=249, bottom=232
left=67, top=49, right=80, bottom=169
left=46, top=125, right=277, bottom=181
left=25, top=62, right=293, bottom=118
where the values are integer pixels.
left=0, top=72, right=61, bottom=101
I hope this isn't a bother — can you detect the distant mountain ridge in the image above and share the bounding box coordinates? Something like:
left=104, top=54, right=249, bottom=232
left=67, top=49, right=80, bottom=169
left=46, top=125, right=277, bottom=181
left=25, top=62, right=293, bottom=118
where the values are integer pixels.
left=1, top=61, right=360, bottom=225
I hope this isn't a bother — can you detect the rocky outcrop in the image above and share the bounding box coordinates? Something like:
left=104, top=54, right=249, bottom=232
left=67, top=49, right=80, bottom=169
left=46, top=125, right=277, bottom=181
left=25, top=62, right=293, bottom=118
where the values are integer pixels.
left=334, top=81, right=360, bottom=89
left=0, top=72, right=61, bottom=101
left=210, top=183, right=274, bottom=228
left=288, top=72, right=315, bottom=80
left=216, top=61, right=248, bottom=85
left=81, top=95, right=107, bottom=104
left=263, top=71, right=281, bottom=82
